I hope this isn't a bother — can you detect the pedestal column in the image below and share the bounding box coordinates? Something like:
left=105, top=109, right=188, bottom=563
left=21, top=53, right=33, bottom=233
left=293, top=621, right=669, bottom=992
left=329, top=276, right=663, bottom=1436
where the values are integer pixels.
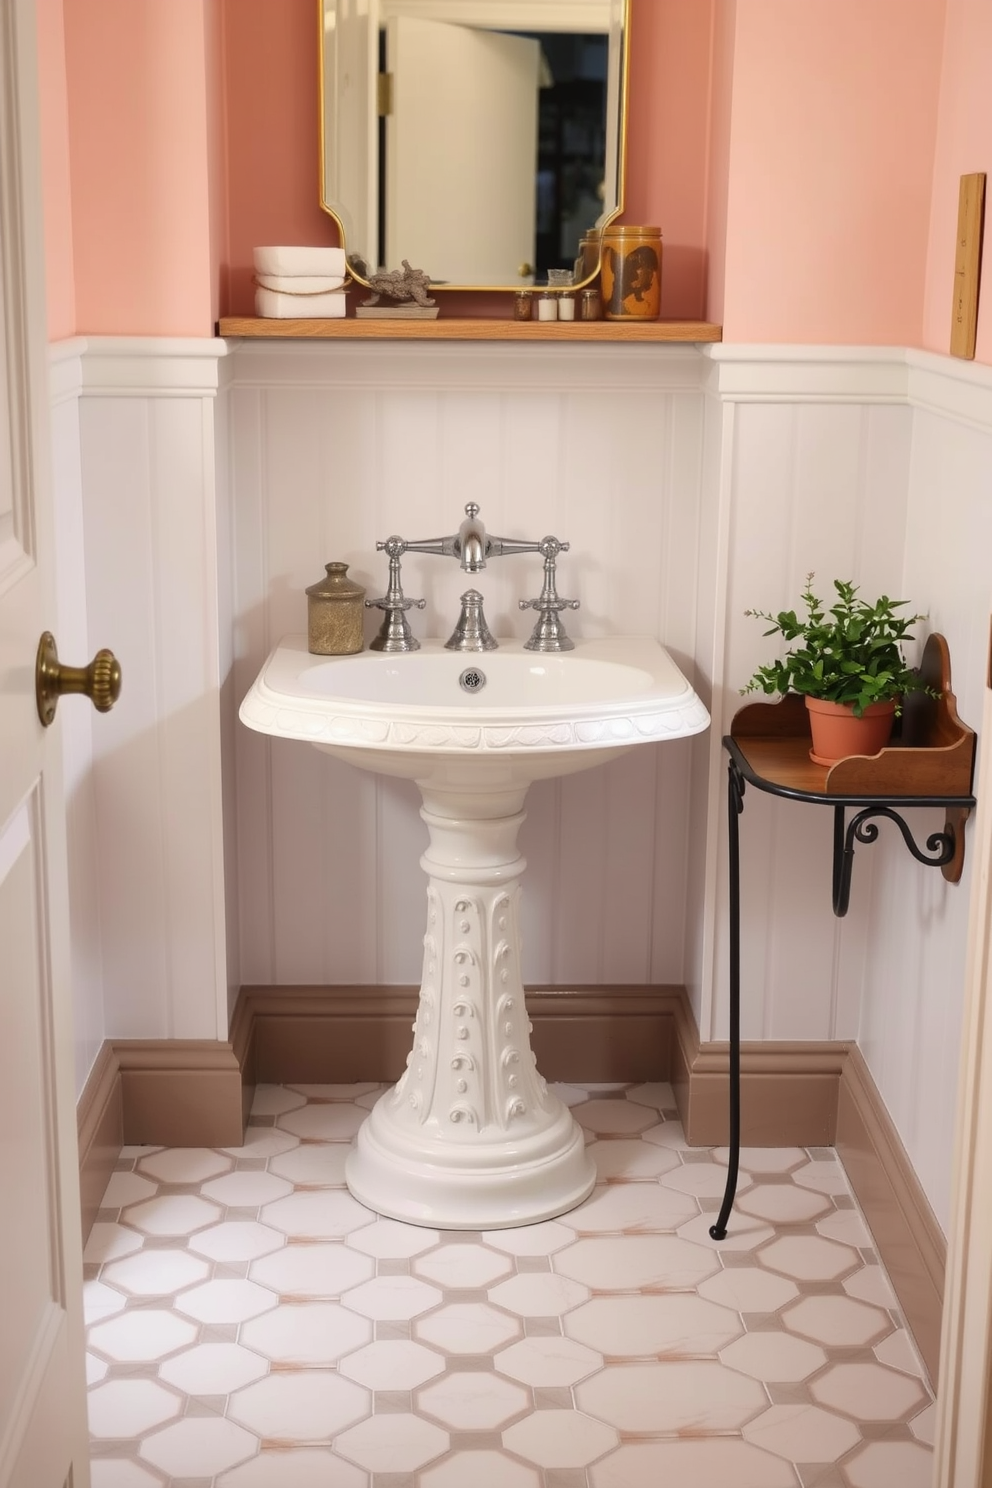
left=345, top=787, right=596, bottom=1228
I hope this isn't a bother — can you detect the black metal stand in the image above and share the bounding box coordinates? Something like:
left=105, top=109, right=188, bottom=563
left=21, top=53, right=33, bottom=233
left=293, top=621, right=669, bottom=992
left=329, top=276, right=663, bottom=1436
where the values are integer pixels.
left=709, top=741, right=975, bottom=1241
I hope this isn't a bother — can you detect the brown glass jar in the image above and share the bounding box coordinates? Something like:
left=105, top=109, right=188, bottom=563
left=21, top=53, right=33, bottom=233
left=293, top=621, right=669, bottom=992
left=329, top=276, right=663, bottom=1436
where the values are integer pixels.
left=600, top=225, right=662, bottom=321
left=306, top=562, right=366, bottom=655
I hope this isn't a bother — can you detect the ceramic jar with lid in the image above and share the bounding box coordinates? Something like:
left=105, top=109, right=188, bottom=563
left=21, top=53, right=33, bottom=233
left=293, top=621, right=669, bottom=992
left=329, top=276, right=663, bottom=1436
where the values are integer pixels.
left=600, top=225, right=662, bottom=320
left=306, top=561, right=366, bottom=655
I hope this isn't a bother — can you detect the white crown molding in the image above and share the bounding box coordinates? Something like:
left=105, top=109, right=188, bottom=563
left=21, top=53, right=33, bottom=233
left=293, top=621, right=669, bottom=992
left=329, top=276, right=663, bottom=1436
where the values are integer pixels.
left=70, top=336, right=229, bottom=398
left=700, top=344, right=910, bottom=403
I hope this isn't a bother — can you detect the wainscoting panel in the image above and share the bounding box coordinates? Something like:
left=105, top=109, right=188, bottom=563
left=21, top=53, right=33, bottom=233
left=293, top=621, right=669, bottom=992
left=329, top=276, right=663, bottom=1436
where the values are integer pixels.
left=230, top=343, right=709, bottom=992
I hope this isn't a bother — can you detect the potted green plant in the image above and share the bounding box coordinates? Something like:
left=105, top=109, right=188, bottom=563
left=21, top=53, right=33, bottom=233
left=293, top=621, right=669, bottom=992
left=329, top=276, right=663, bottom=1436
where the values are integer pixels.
left=741, top=574, right=935, bottom=764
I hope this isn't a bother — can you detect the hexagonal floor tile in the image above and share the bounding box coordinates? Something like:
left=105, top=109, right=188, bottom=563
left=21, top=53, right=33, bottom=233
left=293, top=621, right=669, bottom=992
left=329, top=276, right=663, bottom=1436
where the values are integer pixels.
left=159, top=1341, right=269, bottom=1395
left=139, top=1417, right=257, bottom=1477
left=419, top=1449, right=541, bottom=1488
left=267, top=1142, right=350, bottom=1186
left=227, top=1370, right=369, bottom=1440
left=698, top=1266, right=798, bottom=1313
left=187, top=1221, right=284, bottom=1263
left=876, top=1329, right=928, bottom=1376
left=239, top=1300, right=371, bottom=1364
left=783, top=1294, right=891, bottom=1347
left=816, top=1207, right=874, bottom=1246
left=83, top=1222, right=145, bottom=1265
left=715, top=1146, right=808, bottom=1175
left=87, top=1378, right=182, bottom=1438
left=588, top=1438, right=797, bottom=1487
left=576, top=1360, right=766, bottom=1433
left=662, top=1161, right=749, bottom=1199
left=261, top=1190, right=373, bottom=1238
left=625, top=1082, right=676, bottom=1111
left=502, top=1408, right=617, bottom=1469
left=555, top=1234, right=719, bottom=1291
left=99, top=1171, right=158, bottom=1208
left=90, top=1460, right=164, bottom=1488
left=844, top=1264, right=898, bottom=1307
left=334, top=1412, right=448, bottom=1473
left=742, top=1402, right=861, bottom=1461
left=676, top=1212, right=775, bottom=1252
left=810, top=1362, right=928, bottom=1421
left=481, top=1220, right=574, bottom=1258
left=174, top=1279, right=277, bottom=1325
left=585, top=1138, right=681, bottom=1180
left=102, top=1249, right=210, bottom=1297
left=88, top=1309, right=197, bottom=1363
left=347, top=1217, right=438, bottom=1259
left=572, top=1100, right=658, bottom=1135
left=566, top=1294, right=741, bottom=1356
left=136, top=1149, right=233, bottom=1184
left=122, top=1194, right=223, bottom=1237
left=199, top=1170, right=293, bottom=1206
left=413, top=1242, right=513, bottom=1289
left=563, top=1182, right=696, bottom=1232
left=217, top=1447, right=368, bottom=1487
left=844, top=1439, right=934, bottom=1487
left=488, top=1272, right=589, bottom=1319
left=417, top=1370, right=529, bottom=1429
left=249, top=1240, right=373, bottom=1296
left=342, top=1274, right=442, bottom=1322
left=735, top=1184, right=832, bottom=1224
left=416, top=1301, right=520, bottom=1355
left=496, top=1335, right=603, bottom=1387
left=791, top=1158, right=854, bottom=1194
left=248, top=1083, right=309, bottom=1116
left=719, top=1331, right=826, bottom=1383
left=83, top=1279, right=128, bottom=1324
left=277, top=1102, right=367, bottom=1141
left=758, top=1234, right=860, bottom=1282
left=339, top=1338, right=446, bottom=1390
left=220, top=1127, right=299, bottom=1159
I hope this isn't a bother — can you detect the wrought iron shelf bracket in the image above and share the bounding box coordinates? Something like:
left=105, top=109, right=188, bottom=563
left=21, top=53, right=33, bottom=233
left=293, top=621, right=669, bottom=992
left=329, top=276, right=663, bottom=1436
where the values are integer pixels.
left=708, top=635, right=977, bottom=1241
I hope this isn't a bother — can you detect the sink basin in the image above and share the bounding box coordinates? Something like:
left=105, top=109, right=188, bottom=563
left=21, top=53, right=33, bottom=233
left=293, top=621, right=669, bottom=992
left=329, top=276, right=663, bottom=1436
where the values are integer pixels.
left=240, top=635, right=709, bottom=1229
left=240, top=634, right=709, bottom=789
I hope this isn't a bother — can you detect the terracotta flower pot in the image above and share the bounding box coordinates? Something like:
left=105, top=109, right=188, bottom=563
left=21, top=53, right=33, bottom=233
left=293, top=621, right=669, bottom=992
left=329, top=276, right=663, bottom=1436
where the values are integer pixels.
left=805, top=696, right=896, bottom=766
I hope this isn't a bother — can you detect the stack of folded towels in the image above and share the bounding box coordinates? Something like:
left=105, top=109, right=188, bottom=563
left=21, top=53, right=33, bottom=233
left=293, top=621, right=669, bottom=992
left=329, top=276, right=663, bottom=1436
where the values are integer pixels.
left=254, top=246, right=348, bottom=318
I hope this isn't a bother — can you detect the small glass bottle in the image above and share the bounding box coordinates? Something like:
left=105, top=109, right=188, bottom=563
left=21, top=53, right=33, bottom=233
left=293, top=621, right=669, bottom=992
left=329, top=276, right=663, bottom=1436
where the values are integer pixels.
left=558, top=291, right=576, bottom=322
left=513, top=289, right=533, bottom=322
left=580, top=286, right=602, bottom=321
left=536, top=291, right=558, bottom=322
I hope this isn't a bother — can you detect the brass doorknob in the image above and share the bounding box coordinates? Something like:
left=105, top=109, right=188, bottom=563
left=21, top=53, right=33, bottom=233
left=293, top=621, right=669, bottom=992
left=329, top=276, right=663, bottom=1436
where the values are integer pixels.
left=36, top=631, right=122, bottom=727
left=518, top=262, right=534, bottom=278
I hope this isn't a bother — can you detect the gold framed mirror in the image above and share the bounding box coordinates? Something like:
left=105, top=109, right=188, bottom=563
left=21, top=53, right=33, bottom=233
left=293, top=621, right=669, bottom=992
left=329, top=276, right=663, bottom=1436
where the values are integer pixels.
left=318, top=0, right=630, bottom=292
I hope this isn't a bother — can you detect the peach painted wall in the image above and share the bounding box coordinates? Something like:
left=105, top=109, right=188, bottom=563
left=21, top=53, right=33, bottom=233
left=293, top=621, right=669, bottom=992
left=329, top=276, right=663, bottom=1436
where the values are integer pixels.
left=36, top=0, right=75, bottom=341
left=624, top=0, right=712, bottom=320
left=223, top=0, right=339, bottom=319
left=922, top=0, right=992, bottom=365
left=62, top=0, right=217, bottom=335
left=716, top=0, right=946, bottom=345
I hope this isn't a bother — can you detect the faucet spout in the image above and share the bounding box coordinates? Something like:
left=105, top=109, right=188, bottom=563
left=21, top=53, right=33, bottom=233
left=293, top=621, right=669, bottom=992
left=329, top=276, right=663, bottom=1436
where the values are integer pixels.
left=455, top=502, right=488, bottom=573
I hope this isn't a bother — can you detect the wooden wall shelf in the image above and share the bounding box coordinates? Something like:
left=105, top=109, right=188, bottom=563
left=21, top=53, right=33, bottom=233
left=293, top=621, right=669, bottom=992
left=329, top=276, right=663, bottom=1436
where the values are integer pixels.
left=217, top=316, right=722, bottom=344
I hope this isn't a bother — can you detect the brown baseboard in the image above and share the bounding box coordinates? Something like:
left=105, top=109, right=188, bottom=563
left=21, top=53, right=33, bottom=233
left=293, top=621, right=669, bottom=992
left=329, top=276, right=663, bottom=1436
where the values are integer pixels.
left=76, top=984, right=944, bottom=1384
left=77, top=1042, right=123, bottom=1243
left=837, top=1045, right=946, bottom=1383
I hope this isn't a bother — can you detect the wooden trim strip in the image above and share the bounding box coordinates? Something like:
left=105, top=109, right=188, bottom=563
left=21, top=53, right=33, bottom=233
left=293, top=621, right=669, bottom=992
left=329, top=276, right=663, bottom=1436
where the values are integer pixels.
left=76, top=1042, right=122, bottom=1246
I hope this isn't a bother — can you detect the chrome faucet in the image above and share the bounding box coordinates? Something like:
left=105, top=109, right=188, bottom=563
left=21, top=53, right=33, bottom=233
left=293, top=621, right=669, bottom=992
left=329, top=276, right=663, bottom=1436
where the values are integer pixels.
left=365, top=504, right=579, bottom=653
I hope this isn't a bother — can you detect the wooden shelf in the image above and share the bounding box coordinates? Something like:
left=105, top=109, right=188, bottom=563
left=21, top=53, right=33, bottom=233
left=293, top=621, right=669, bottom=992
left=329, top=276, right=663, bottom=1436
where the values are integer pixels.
left=217, top=316, right=722, bottom=343
left=728, top=634, right=976, bottom=802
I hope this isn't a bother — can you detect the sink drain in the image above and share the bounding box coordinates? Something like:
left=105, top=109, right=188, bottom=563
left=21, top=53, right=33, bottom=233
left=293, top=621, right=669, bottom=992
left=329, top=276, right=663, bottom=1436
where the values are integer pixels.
left=459, top=667, right=487, bottom=694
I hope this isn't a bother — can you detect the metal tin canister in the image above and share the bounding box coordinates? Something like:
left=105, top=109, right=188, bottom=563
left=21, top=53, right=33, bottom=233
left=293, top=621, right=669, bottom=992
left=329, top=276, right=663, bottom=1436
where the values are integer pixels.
left=306, top=561, right=366, bottom=655
left=600, top=225, right=662, bottom=321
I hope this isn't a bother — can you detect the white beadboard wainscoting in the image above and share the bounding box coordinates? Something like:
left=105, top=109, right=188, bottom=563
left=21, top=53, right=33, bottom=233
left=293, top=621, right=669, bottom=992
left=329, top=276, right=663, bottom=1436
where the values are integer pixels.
left=51, top=335, right=992, bottom=1232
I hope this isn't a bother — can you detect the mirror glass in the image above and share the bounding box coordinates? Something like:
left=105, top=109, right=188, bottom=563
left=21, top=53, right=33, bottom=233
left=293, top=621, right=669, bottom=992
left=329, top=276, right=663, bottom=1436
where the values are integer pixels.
left=320, top=0, right=630, bottom=290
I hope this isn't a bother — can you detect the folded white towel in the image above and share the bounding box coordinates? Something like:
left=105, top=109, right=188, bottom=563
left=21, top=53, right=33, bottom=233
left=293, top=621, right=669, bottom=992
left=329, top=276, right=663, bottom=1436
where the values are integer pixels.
left=253, top=245, right=347, bottom=278
left=255, top=287, right=347, bottom=319
left=255, top=273, right=346, bottom=294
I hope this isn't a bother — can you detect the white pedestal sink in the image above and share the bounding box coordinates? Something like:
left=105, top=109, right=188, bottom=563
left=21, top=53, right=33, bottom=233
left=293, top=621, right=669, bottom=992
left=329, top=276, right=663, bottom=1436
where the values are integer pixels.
left=240, top=635, right=709, bottom=1228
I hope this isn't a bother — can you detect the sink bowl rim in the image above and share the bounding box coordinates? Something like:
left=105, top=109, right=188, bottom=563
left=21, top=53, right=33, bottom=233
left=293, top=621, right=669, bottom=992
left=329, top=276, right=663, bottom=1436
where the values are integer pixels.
left=239, top=634, right=711, bottom=756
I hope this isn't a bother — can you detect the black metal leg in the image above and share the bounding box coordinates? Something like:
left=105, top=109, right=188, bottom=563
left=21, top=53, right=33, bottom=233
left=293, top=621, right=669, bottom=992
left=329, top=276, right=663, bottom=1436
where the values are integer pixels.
left=711, top=758, right=744, bottom=1241
left=832, top=804, right=854, bottom=917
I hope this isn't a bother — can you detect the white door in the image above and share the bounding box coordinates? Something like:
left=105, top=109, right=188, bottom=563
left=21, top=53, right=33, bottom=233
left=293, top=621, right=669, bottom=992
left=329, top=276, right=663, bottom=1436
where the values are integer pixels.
left=0, top=3, right=91, bottom=1484
left=385, top=16, right=539, bottom=284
